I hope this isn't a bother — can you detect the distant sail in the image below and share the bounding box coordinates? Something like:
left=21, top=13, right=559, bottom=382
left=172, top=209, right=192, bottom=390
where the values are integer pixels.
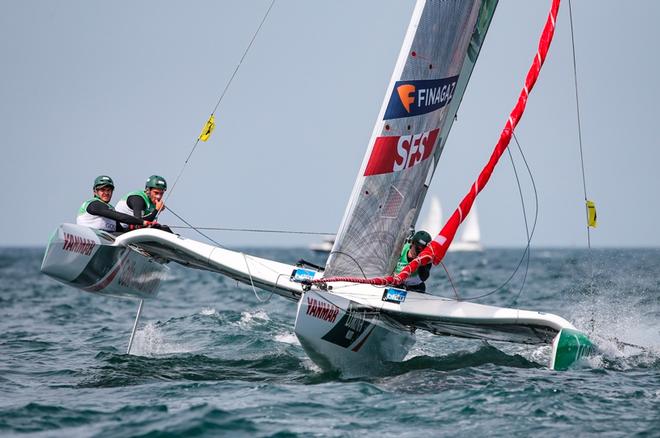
left=325, top=0, right=498, bottom=278
left=448, top=205, right=483, bottom=252
left=418, top=195, right=443, bottom=237
left=418, top=196, right=483, bottom=252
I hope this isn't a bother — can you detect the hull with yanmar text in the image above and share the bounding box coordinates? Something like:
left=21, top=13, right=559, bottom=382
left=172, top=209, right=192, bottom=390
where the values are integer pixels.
left=41, top=223, right=168, bottom=299
left=294, top=290, right=415, bottom=374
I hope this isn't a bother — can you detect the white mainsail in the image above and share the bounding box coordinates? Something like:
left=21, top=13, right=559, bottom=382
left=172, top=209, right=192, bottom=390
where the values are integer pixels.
left=325, top=0, right=498, bottom=278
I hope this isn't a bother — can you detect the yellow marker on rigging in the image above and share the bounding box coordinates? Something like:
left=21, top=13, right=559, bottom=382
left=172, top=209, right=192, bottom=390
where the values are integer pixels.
left=198, top=114, right=216, bottom=142
left=586, top=200, right=597, bottom=228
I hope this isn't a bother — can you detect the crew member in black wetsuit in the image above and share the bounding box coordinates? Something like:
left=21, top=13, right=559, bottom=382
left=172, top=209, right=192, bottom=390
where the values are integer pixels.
left=393, top=230, right=433, bottom=292
left=76, top=175, right=154, bottom=233
left=115, top=175, right=172, bottom=232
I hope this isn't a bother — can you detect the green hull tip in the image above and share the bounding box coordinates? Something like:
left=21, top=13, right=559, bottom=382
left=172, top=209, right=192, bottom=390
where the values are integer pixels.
left=550, top=328, right=594, bottom=371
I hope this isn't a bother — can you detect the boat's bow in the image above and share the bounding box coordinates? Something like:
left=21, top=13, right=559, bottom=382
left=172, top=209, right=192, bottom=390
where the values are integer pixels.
left=41, top=223, right=167, bottom=299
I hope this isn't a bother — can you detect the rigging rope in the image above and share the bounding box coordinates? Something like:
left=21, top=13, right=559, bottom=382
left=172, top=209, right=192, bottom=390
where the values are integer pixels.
left=166, top=207, right=225, bottom=248
left=568, top=0, right=593, bottom=249
left=459, top=133, right=539, bottom=302
left=439, top=261, right=460, bottom=300
left=163, top=0, right=277, bottom=205
left=314, top=0, right=561, bottom=289
left=166, top=206, right=286, bottom=304
left=435, top=135, right=536, bottom=302
left=168, top=225, right=334, bottom=236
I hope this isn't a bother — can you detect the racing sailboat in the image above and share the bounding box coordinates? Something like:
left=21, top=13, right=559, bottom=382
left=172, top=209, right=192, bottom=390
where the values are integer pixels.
left=42, top=0, right=592, bottom=372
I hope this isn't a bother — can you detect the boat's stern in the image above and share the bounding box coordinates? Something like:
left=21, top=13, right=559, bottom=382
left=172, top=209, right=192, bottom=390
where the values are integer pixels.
left=41, top=223, right=167, bottom=299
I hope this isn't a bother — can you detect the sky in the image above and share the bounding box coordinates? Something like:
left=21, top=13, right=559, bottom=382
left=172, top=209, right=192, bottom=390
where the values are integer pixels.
left=1, top=0, right=658, bottom=248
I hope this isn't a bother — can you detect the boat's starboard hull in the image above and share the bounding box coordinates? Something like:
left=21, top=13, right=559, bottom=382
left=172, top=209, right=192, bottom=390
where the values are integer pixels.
left=294, top=290, right=415, bottom=374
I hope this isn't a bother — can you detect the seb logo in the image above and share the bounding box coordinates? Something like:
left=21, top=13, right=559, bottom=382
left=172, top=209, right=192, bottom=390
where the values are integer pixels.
left=364, top=128, right=439, bottom=176
left=384, top=76, right=459, bottom=120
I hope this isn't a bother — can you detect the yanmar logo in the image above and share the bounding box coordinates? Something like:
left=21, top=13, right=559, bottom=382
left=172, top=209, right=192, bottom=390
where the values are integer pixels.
left=384, top=76, right=458, bottom=120
left=306, top=297, right=339, bottom=323
left=62, top=232, right=95, bottom=256
left=364, top=128, right=440, bottom=176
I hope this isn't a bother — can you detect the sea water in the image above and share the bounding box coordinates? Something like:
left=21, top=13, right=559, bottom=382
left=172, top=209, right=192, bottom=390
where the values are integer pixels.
left=1, top=247, right=658, bottom=437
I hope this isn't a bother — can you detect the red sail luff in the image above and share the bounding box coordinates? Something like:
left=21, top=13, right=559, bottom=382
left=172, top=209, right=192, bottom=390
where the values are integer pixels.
left=314, top=0, right=561, bottom=287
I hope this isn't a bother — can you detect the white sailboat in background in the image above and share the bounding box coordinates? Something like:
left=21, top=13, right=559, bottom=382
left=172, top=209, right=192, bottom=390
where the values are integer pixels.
left=418, top=195, right=482, bottom=252
left=41, top=0, right=592, bottom=373
left=449, top=204, right=483, bottom=252
left=309, top=237, right=335, bottom=254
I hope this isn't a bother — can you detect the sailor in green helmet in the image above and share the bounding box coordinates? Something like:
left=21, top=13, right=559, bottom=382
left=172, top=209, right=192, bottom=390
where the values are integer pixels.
left=393, top=230, right=433, bottom=293
left=76, top=175, right=156, bottom=233
left=116, top=175, right=171, bottom=232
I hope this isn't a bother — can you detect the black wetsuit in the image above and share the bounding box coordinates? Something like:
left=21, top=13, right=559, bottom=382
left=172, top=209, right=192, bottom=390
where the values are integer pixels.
left=125, top=195, right=158, bottom=221
left=405, top=255, right=431, bottom=293
left=85, top=200, right=144, bottom=232
left=124, top=194, right=172, bottom=233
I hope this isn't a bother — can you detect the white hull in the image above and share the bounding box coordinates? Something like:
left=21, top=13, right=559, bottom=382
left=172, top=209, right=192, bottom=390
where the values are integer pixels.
left=41, top=224, right=167, bottom=300
left=295, top=290, right=415, bottom=374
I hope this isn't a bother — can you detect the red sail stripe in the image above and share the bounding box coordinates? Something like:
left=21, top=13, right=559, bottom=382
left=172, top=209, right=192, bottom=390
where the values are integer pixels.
left=315, top=0, right=561, bottom=287
left=364, top=129, right=440, bottom=176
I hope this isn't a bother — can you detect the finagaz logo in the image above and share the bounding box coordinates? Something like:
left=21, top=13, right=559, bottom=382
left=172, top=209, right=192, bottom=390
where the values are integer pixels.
left=397, top=84, right=416, bottom=113
left=364, top=128, right=440, bottom=176
left=384, top=76, right=459, bottom=119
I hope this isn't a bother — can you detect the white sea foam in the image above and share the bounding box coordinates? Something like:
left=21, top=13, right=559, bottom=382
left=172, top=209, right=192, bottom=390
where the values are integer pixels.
left=300, top=356, right=322, bottom=373
left=199, top=307, right=217, bottom=316
left=130, top=322, right=193, bottom=356
left=274, top=331, right=300, bottom=345
left=571, top=286, right=660, bottom=369
left=236, top=310, right=271, bottom=328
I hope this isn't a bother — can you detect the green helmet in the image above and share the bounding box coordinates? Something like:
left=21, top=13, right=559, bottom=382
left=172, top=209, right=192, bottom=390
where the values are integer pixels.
left=145, top=175, right=167, bottom=190
left=93, top=175, right=114, bottom=189
left=412, top=230, right=432, bottom=247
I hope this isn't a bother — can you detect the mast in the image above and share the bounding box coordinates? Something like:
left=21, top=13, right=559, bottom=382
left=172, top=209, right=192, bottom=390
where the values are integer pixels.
left=325, top=0, right=498, bottom=278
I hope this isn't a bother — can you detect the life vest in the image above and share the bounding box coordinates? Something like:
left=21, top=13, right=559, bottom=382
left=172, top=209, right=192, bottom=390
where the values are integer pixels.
left=76, top=197, right=117, bottom=232
left=394, top=243, right=422, bottom=286
left=115, top=190, right=155, bottom=226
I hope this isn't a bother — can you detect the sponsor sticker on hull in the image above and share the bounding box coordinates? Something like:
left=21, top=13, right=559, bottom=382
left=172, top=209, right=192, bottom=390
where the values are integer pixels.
left=364, top=128, right=439, bottom=176
left=306, top=296, right=340, bottom=323
left=62, top=232, right=95, bottom=256
left=384, top=76, right=459, bottom=120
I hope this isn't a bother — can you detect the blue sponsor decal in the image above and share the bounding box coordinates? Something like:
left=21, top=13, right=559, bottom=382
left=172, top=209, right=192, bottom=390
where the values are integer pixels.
left=290, top=268, right=316, bottom=283
left=382, top=288, right=407, bottom=303
left=384, top=76, right=459, bottom=120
